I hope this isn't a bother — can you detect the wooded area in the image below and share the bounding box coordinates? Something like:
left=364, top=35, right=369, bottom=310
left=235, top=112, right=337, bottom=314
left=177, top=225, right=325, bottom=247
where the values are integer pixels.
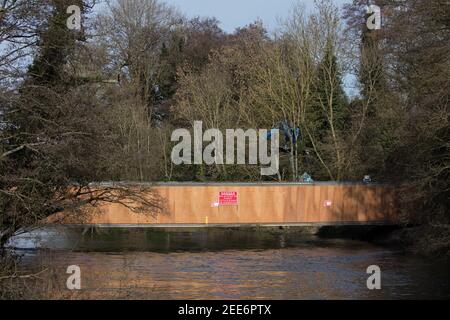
left=0, top=0, right=449, bottom=255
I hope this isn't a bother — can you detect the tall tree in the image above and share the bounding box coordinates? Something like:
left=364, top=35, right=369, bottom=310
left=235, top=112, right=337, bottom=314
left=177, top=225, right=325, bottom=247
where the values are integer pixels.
left=0, top=0, right=158, bottom=249
left=313, top=43, right=349, bottom=137
left=359, top=10, right=385, bottom=116
left=310, top=42, right=349, bottom=180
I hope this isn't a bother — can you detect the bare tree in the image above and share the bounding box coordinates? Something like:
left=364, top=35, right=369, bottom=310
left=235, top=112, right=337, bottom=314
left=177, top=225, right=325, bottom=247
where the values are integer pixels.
left=249, top=1, right=347, bottom=181
left=95, top=0, right=181, bottom=104
left=0, top=0, right=46, bottom=85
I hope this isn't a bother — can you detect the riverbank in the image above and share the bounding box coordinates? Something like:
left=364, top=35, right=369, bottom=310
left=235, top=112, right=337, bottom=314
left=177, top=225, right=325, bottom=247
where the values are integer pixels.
left=306, top=223, right=450, bottom=260
left=386, top=225, right=450, bottom=260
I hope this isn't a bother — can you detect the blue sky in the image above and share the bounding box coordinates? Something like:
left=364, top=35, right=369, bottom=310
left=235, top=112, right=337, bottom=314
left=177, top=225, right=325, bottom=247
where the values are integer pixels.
left=165, top=0, right=350, bottom=33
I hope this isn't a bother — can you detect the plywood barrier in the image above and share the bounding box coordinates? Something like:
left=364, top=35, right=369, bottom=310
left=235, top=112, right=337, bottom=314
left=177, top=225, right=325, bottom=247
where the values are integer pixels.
left=54, top=183, right=399, bottom=225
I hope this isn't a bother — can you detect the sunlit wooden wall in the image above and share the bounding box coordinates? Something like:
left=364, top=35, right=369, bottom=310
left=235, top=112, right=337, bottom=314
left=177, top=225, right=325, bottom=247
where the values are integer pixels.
left=61, top=183, right=398, bottom=225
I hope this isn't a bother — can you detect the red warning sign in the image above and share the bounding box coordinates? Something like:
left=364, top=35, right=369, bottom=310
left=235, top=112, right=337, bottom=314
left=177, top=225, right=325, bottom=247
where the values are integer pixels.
left=219, top=191, right=238, bottom=206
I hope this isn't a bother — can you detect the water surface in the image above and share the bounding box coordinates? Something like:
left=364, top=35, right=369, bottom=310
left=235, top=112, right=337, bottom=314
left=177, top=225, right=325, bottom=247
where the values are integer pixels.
left=9, top=227, right=450, bottom=299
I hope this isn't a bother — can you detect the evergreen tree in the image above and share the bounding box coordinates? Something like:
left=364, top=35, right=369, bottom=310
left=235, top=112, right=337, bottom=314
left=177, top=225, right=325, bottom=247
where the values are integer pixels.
left=158, top=33, right=186, bottom=100
left=313, top=43, right=349, bottom=138
left=359, top=15, right=386, bottom=116
left=27, top=0, right=84, bottom=86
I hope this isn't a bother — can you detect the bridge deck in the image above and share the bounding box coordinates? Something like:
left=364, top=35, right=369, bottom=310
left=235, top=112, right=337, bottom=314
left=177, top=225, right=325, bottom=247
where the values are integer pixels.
left=51, top=183, right=398, bottom=225
left=61, top=222, right=397, bottom=228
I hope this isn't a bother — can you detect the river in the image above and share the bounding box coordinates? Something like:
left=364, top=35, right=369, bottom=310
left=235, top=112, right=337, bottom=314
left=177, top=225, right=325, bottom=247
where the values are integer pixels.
left=6, top=226, right=450, bottom=299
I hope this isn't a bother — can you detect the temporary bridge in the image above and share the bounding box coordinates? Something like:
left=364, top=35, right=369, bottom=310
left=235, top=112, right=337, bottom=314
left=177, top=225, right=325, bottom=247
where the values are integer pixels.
left=54, top=182, right=398, bottom=227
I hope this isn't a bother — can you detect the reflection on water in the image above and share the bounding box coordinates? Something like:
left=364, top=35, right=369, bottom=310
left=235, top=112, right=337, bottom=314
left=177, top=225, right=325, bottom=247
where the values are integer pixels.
left=8, top=227, right=450, bottom=300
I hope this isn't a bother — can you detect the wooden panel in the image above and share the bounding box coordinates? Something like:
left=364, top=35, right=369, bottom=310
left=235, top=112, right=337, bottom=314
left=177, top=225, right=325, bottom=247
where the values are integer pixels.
left=295, top=186, right=307, bottom=222
left=237, top=187, right=254, bottom=223
left=303, top=186, right=321, bottom=222
left=283, top=186, right=298, bottom=223
left=342, top=185, right=358, bottom=222
left=382, top=186, right=397, bottom=222
left=331, top=186, right=345, bottom=221
left=157, top=187, right=172, bottom=223
left=56, top=184, right=399, bottom=225
left=373, top=186, right=385, bottom=221
left=319, top=186, right=335, bottom=222
left=355, top=185, right=368, bottom=222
